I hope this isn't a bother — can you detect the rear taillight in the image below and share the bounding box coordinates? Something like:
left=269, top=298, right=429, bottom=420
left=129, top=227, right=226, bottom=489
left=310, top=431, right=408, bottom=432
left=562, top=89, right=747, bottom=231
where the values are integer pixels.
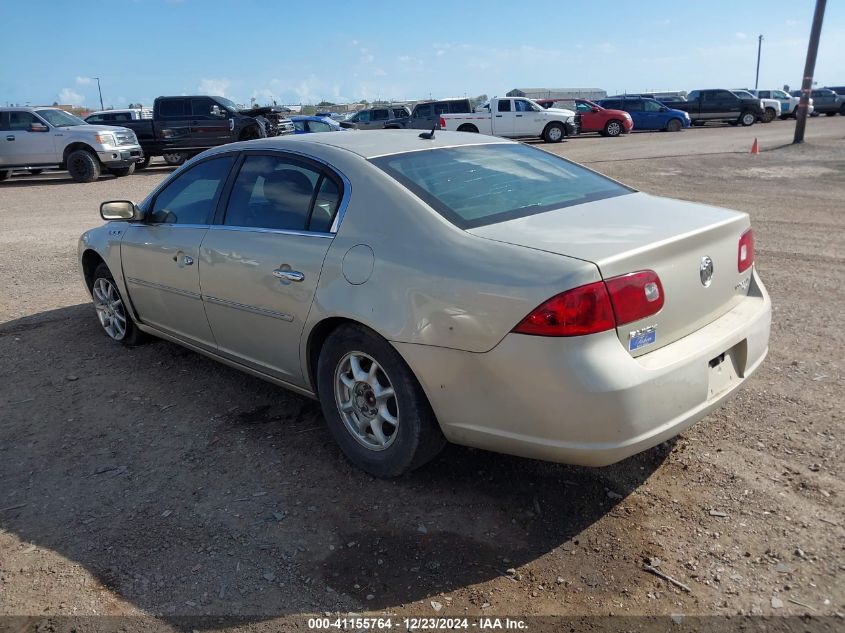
left=512, top=281, right=615, bottom=337
left=439, top=117, right=446, bottom=129
left=604, top=270, right=664, bottom=326
left=738, top=229, right=754, bottom=272
left=513, top=270, right=664, bottom=337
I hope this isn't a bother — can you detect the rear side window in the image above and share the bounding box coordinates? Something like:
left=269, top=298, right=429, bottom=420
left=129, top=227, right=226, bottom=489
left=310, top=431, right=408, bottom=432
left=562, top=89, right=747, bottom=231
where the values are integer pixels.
left=497, top=100, right=512, bottom=112
left=158, top=99, right=188, bottom=117
left=600, top=100, right=620, bottom=109
left=449, top=100, right=471, bottom=113
left=624, top=99, right=643, bottom=112
left=223, top=154, right=341, bottom=232
left=150, top=155, right=236, bottom=224
left=372, top=109, right=389, bottom=121
left=372, top=143, right=631, bottom=229
left=8, top=111, right=39, bottom=130
left=86, top=114, right=104, bottom=123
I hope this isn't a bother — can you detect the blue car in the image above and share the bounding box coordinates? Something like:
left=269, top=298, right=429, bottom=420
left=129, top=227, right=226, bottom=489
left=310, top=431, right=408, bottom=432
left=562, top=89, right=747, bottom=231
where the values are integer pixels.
left=290, top=115, right=346, bottom=134
left=598, top=96, right=690, bottom=132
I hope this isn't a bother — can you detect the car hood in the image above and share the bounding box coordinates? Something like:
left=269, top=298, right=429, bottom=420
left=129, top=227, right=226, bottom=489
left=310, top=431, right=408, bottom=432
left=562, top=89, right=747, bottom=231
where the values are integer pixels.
left=76, top=123, right=134, bottom=134
left=545, top=107, right=575, bottom=117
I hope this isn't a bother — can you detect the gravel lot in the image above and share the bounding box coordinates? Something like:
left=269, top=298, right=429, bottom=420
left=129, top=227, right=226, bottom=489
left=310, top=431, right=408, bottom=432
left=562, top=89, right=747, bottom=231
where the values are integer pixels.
left=1, top=117, right=842, bottom=631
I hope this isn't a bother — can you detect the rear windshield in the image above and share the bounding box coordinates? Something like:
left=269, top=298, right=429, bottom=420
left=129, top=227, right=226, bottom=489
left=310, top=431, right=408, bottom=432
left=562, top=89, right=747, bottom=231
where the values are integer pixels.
left=371, top=143, right=632, bottom=229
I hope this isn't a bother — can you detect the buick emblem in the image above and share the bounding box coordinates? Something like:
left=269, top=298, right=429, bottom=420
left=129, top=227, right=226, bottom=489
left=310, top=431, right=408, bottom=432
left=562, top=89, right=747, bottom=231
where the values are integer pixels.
left=700, top=256, right=714, bottom=287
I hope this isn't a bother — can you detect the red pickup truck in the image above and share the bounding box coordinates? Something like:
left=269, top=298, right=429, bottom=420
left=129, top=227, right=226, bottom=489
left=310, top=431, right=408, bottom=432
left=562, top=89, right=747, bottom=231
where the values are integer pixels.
left=535, top=98, right=633, bottom=137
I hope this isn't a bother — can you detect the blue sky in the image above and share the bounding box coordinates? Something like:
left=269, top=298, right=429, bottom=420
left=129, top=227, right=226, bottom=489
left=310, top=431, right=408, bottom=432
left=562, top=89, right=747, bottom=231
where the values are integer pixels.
left=2, top=0, right=843, bottom=108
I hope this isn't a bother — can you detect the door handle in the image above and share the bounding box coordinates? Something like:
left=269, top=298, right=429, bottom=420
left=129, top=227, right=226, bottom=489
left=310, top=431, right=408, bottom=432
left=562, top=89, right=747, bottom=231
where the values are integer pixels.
left=273, top=269, right=304, bottom=283
left=5, top=135, right=14, bottom=141
left=515, top=114, right=523, bottom=117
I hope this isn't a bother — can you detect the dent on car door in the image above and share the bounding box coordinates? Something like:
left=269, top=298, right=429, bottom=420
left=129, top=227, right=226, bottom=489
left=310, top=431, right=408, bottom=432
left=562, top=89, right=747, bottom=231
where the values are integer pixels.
left=120, top=154, right=237, bottom=347
left=198, top=152, right=342, bottom=386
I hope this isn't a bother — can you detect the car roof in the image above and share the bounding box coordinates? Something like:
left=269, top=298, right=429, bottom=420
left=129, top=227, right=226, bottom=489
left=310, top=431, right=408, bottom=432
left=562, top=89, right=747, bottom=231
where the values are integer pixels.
left=209, top=129, right=512, bottom=159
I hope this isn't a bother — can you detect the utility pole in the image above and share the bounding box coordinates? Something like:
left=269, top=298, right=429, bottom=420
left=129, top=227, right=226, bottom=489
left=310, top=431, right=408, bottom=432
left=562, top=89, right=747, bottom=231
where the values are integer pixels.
left=755, top=35, right=763, bottom=90
left=794, top=0, right=827, bottom=144
left=94, top=77, right=104, bottom=110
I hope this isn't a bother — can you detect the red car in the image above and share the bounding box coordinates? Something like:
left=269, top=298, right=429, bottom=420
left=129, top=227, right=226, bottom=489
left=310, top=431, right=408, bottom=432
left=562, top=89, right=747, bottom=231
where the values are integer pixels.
left=535, top=98, right=633, bottom=137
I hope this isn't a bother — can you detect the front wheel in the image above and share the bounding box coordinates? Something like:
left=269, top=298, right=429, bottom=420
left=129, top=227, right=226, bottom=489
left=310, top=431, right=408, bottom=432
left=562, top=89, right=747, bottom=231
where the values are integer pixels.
left=66, top=149, right=101, bottom=183
left=317, top=324, right=446, bottom=477
left=665, top=118, right=683, bottom=132
left=162, top=152, right=186, bottom=166
left=108, top=163, right=135, bottom=178
left=91, top=263, right=146, bottom=345
left=825, top=111, right=837, bottom=117
left=761, top=108, right=777, bottom=123
left=136, top=155, right=152, bottom=170
left=543, top=122, right=565, bottom=143
left=604, top=119, right=623, bottom=137
left=739, top=111, right=756, bottom=126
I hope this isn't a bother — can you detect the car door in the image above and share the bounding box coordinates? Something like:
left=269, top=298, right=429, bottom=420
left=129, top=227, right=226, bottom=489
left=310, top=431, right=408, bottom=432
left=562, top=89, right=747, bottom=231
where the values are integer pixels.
left=493, top=99, right=515, bottom=136
left=641, top=99, right=664, bottom=129
left=412, top=103, right=434, bottom=130
left=368, top=108, right=389, bottom=129
left=120, top=154, right=237, bottom=348
left=190, top=97, right=230, bottom=144
left=199, top=151, right=344, bottom=386
left=156, top=97, right=192, bottom=147
left=1, top=111, right=56, bottom=165
left=622, top=99, right=645, bottom=128
left=512, top=99, right=539, bottom=135
left=572, top=101, right=596, bottom=132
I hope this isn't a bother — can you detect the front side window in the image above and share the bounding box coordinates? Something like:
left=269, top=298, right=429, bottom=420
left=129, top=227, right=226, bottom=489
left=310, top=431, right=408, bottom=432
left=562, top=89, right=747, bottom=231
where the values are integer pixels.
left=624, top=100, right=643, bottom=112
left=373, top=143, right=631, bottom=229
left=223, top=154, right=342, bottom=232
left=86, top=114, right=104, bottom=123
left=308, top=120, right=333, bottom=133
left=514, top=100, right=533, bottom=112
left=9, top=111, right=39, bottom=130
left=34, top=109, right=85, bottom=127
left=191, top=97, right=217, bottom=118
left=433, top=102, right=450, bottom=116
left=414, top=104, right=432, bottom=118
left=687, top=90, right=700, bottom=100
left=149, top=155, right=236, bottom=224
left=357, top=110, right=371, bottom=122
left=391, top=107, right=409, bottom=118
left=575, top=102, right=591, bottom=113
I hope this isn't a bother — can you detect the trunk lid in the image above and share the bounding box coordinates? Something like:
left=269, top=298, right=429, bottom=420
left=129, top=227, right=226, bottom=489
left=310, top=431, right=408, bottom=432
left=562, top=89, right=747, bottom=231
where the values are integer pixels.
left=468, top=192, right=752, bottom=356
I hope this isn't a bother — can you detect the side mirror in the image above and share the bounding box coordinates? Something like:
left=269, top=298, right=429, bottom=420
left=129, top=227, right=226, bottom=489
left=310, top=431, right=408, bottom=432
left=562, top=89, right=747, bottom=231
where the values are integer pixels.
left=100, top=200, right=140, bottom=221
left=660, top=106, right=669, bottom=112
left=590, top=106, right=599, bottom=113
left=210, top=105, right=225, bottom=118
left=30, top=123, right=49, bottom=132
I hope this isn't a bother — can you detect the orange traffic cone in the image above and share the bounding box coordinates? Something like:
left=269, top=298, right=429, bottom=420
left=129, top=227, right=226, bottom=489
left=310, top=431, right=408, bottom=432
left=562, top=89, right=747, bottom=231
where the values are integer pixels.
left=751, top=138, right=759, bottom=155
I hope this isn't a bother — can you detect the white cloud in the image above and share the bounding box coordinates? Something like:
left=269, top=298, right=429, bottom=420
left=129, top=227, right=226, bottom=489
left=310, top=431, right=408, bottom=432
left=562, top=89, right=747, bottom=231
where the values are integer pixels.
left=59, top=88, right=84, bottom=105
left=75, top=76, right=93, bottom=85
left=735, top=32, right=747, bottom=39
left=198, top=78, right=230, bottom=96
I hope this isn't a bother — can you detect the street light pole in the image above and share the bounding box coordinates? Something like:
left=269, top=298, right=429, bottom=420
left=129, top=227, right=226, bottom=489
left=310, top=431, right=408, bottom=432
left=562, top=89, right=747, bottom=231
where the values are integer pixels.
left=755, top=35, right=763, bottom=91
left=94, top=77, right=104, bottom=110
left=794, top=0, right=827, bottom=144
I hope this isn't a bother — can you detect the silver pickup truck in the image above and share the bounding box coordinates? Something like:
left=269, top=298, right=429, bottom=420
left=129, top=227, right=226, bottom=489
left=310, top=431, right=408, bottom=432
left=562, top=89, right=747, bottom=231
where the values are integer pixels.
left=0, top=107, right=144, bottom=183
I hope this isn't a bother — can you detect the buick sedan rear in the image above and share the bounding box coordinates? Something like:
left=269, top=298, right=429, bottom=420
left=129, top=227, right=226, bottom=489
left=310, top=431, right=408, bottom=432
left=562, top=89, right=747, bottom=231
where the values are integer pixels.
left=79, top=131, right=770, bottom=476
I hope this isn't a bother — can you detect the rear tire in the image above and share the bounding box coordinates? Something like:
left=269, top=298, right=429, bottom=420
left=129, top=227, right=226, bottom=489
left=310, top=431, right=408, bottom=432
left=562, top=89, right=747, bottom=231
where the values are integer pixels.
left=239, top=126, right=261, bottom=141
left=543, top=122, right=565, bottom=143
left=66, top=149, right=101, bottom=183
left=825, top=111, right=836, bottom=117
left=603, top=119, right=623, bottom=137
left=317, top=324, right=446, bottom=477
left=162, top=152, right=186, bottom=166
left=761, top=107, right=777, bottom=123
left=91, top=263, right=147, bottom=346
left=665, top=118, right=682, bottom=132
left=108, top=163, right=135, bottom=178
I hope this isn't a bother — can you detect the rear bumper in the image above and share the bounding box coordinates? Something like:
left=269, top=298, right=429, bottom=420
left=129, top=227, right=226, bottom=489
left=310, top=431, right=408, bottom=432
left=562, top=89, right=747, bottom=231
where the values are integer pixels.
left=396, top=269, right=771, bottom=466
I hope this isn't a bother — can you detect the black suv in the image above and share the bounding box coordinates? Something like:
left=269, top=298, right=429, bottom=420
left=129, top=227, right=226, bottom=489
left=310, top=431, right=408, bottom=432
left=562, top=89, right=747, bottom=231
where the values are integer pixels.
left=384, top=98, right=473, bottom=130
left=339, top=105, right=411, bottom=130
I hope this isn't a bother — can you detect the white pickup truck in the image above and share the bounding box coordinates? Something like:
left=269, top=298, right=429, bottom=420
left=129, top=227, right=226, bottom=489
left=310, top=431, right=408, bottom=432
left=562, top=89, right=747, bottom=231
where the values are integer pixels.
left=0, top=107, right=144, bottom=183
left=439, top=97, right=579, bottom=143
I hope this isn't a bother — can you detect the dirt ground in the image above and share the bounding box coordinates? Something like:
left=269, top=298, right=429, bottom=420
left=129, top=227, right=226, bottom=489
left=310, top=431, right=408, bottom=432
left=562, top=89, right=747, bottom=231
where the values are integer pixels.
left=0, top=119, right=843, bottom=632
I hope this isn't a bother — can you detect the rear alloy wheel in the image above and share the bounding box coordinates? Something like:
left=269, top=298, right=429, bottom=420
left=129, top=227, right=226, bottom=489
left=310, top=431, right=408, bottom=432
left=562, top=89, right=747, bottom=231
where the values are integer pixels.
left=665, top=118, right=682, bottom=132
left=91, top=263, right=146, bottom=345
left=162, top=152, right=186, bottom=166
left=66, top=149, right=101, bottom=183
left=108, top=163, right=135, bottom=178
left=604, top=120, right=623, bottom=137
left=317, top=324, right=445, bottom=477
left=762, top=108, right=777, bottom=123
left=543, top=122, right=565, bottom=143
left=740, top=111, right=756, bottom=126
